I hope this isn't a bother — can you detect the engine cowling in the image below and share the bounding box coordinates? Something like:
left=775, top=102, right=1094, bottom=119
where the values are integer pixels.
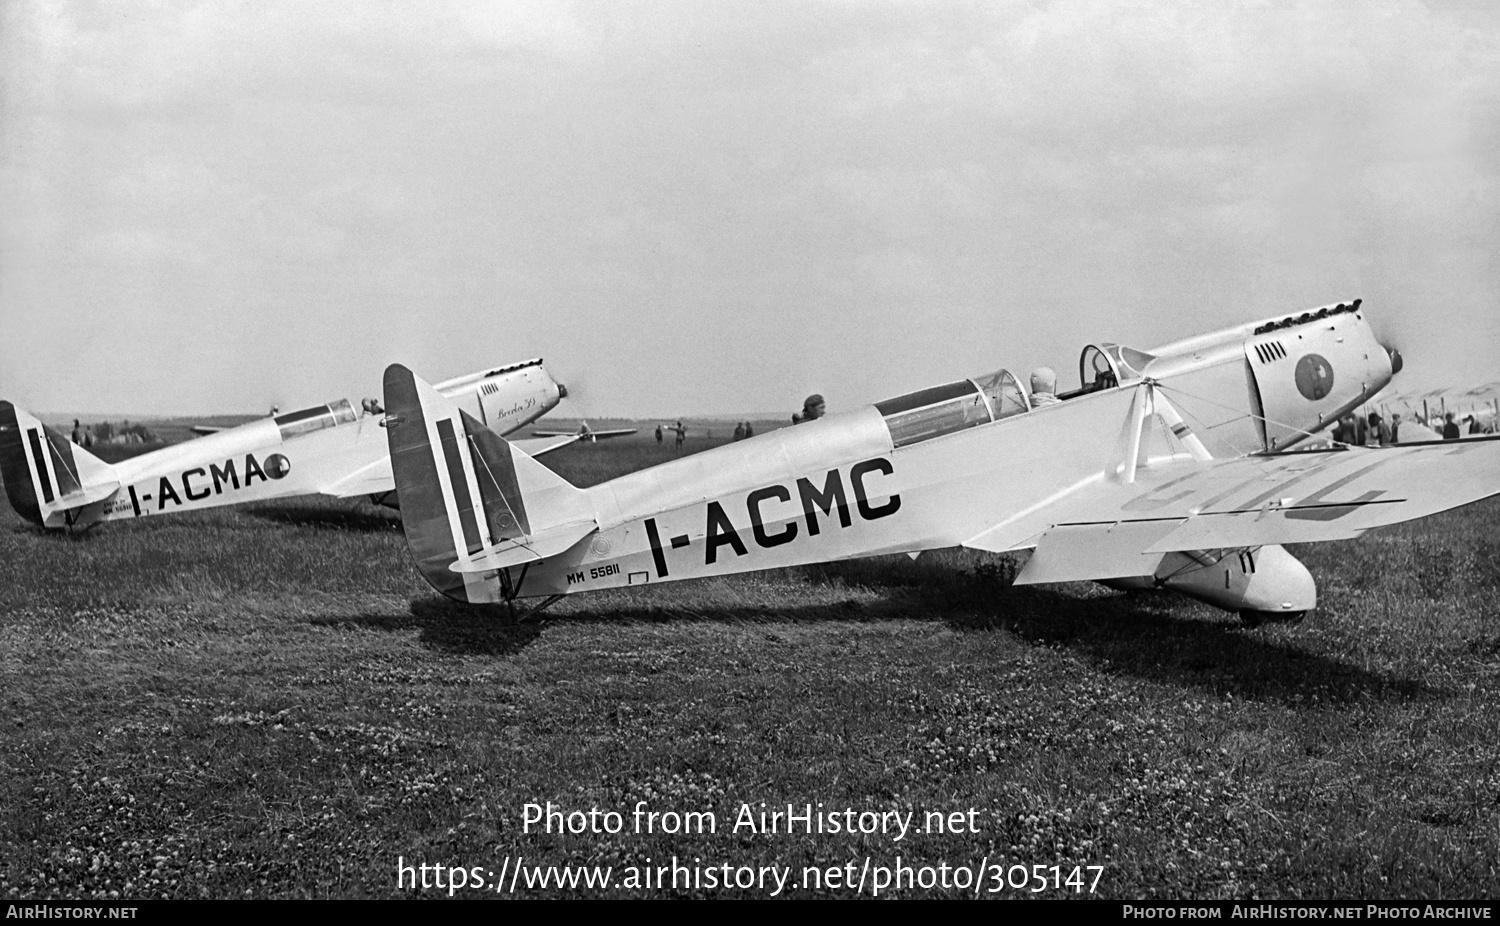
left=1132, top=300, right=1400, bottom=456
left=1245, top=302, right=1395, bottom=451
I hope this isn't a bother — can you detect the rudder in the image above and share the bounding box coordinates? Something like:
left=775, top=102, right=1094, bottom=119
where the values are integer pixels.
left=0, top=402, right=119, bottom=528
left=383, top=364, right=594, bottom=604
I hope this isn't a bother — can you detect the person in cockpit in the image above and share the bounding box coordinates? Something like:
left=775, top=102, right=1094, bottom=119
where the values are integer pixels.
left=1029, top=368, right=1063, bottom=407
left=793, top=394, right=826, bottom=424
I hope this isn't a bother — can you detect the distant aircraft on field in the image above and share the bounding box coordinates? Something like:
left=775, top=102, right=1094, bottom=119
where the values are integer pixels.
left=530, top=421, right=638, bottom=442
left=379, top=300, right=1499, bottom=625
left=1374, top=382, right=1500, bottom=438
left=1, top=358, right=574, bottom=530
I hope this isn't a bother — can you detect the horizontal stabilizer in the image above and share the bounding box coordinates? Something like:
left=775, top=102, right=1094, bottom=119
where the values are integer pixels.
left=54, top=480, right=123, bottom=509
left=450, top=520, right=596, bottom=573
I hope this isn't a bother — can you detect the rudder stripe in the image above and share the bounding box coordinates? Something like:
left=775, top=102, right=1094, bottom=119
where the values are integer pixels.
left=0, top=402, right=43, bottom=525
left=436, top=417, right=483, bottom=555
left=27, top=429, right=54, bottom=503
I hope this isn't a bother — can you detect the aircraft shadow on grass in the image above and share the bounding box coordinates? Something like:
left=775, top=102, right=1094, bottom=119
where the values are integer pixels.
left=241, top=501, right=402, bottom=533
left=411, top=597, right=542, bottom=656
left=414, top=555, right=1431, bottom=707
left=315, top=596, right=541, bottom=657
left=810, top=556, right=1434, bottom=707
left=4, top=491, right=401, bottom=535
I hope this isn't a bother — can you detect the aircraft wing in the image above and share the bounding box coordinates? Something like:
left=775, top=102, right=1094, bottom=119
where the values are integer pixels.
left=965, top=437, right=1500, bottom=584
left=320, top=437, right=578, bottom=499
left=511, top=435, right=582, bottom=457
left=190, top=425, right=226, bottom=436
left=322, top=456, right=395, bottom=498
left=523, top=430, right=633, bottom=443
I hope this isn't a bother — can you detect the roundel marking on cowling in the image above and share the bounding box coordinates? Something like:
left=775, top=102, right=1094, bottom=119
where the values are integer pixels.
left=1295, top=353, right=1334, bottom=401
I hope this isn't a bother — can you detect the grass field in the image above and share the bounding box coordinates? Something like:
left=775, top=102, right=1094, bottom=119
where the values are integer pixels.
left=2, top=431, right=1498, bottom=899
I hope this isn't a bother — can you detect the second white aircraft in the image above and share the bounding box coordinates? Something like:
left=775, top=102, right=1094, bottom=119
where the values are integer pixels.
left=1, top=358, right=573, bottom=530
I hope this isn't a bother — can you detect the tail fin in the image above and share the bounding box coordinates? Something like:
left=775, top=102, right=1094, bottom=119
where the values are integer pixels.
left=382, top=364, right=596, bottom=603
left=0, top=402, right=121, bottom=528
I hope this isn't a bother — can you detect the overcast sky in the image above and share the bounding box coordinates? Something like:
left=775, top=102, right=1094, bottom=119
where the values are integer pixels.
left=2, top=1, right=1497, bottom=417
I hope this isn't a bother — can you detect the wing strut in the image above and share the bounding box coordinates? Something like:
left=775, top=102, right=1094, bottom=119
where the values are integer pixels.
left=1109, top=381, right=1213, bottom=484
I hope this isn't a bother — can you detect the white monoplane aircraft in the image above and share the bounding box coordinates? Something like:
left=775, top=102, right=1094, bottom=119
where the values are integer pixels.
left=1, top=358, right=576, bottom=530
left=379, top=301, right=1500, bottom=623
left=530, top=421, right=638, bottom=442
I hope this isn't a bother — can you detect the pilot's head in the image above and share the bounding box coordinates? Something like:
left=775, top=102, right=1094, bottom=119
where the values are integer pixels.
left=802, top=394, right=826, bottom=420
left=1030, top=367, right=1058, bottom=396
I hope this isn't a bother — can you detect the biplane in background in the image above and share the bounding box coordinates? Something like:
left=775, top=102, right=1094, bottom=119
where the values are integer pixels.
left=1, top=358, right=575, bottom=530
left=383, top=300, right=1498, bottom=624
